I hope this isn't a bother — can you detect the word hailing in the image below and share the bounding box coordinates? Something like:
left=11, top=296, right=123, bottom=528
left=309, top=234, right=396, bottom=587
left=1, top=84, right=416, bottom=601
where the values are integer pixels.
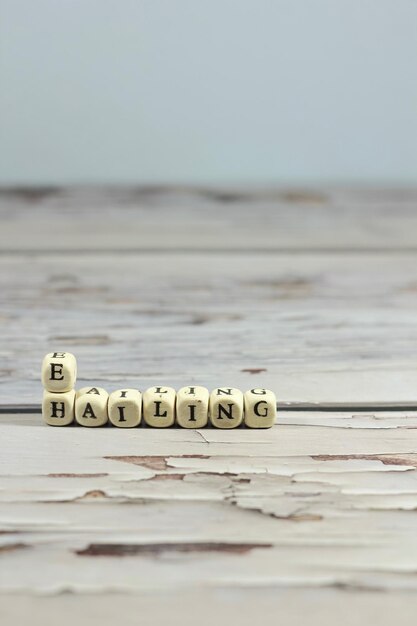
left=41, top=352, right=276, bottom=429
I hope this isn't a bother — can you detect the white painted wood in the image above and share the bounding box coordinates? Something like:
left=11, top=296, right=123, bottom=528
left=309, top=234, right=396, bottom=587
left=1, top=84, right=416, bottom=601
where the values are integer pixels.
left=2, top=589, right=417, bottom=626
left=1, top=187, right=417, bottom=622
left=1, top=411, right=417, bottom=604
left=1, top=251, right=417, bottom=404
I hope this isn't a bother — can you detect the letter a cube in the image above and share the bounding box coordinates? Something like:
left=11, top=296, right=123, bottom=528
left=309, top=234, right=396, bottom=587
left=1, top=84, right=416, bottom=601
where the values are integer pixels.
left=75, top=387, right=109, bottom=427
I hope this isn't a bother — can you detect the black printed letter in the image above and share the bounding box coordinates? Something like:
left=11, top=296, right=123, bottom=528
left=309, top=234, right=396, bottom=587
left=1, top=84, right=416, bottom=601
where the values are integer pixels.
left=217, top=403, right=234, bottom=420
left=50, top=402, right=65, bottom=418
left=82, top=403, right=97, bottom=418
left=254, top=401, right=268, bottom=417
left=154, top=401, right=167, bottom=417
left=117, top=406, right=126, bottom=422
left=187, top=405, right=197, bottom=422
left=50, top=363, right=64, bottom=381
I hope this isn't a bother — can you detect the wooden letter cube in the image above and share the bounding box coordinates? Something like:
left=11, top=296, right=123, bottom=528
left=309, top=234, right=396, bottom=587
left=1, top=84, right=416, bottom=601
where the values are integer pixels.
left=108, top=389, right=142, bottom=428
left=75, top=387, right=109, bottom=427
left=176, top=386, right=209, bottom=428
left=244, top=388, right=276, bottom=428
left=143, top=386, right=175, bottom=428
left=41, top=351, right=77, bottom=392
left=42, top=389, right=75, bottom=426
left=209, top=387, right=243, bottom=429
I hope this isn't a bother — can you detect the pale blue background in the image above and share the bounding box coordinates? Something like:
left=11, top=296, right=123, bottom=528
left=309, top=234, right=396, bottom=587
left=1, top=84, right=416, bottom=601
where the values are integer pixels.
left=1, top=0, right=416, bottom=185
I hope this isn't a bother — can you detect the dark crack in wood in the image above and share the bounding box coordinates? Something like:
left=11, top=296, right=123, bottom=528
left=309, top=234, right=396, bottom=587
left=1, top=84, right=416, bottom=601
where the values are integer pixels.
left=104, top=456, right=169, bottom=470
left=75, top=542, right=272, bottom=557
left=47, top=473, right=109, bottom=478
left=312, top=454, right=417, bottom=467
left=0, top=542, right=30, bottom=553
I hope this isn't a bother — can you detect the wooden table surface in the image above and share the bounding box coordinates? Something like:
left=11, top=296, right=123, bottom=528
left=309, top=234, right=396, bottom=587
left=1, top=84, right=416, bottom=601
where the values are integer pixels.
left=1, top=187, right=417, bottom=625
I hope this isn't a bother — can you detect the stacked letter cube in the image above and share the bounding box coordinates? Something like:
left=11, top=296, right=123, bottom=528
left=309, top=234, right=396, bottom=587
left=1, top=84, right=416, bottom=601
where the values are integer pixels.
left=42, top=352, right=77, bottom=426
left=42, top=352, right=276, bottom=428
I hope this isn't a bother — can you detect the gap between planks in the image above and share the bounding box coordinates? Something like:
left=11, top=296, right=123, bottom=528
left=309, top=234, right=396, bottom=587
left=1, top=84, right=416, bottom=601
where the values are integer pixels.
left=2, top=248, right=417, bottom=255
left=3, top=403, right=417, bottom=415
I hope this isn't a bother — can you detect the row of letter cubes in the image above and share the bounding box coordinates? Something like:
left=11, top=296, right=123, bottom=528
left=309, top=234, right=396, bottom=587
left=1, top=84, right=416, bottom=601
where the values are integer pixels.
left=43, top=386, right=276, bottom=428
left=41, top=352, right=276, bottom=428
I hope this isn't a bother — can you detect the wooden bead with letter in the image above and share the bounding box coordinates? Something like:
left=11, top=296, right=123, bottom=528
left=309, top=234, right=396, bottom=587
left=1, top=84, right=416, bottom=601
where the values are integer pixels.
left=176, top=386, right=209, bottom=428
left=108, top=389, right=142, bottom=428
left=41, top=351, right=77, bottom=392
left=209, top=387, right=243, bottom=429
left=42, top=389, right=75, bottom=426
left=143, top=386, right=175, bottom=428
left=244, top=388, right=276, bottom=428
left=75, top=387, right=109, bottom=427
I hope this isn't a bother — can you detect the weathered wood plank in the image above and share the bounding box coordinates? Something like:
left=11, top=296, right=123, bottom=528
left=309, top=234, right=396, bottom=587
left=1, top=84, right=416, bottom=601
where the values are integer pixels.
left=1, top=412, right=417, bottom=597
left=0, top=251, right=416, bottom=404
left=1, top=187, right=417, bottom=619
left=3, top=410, right=417, bottom=470
left=2, top=589, right=416, bottom=626
left=1, top=186, right=417, bottom=251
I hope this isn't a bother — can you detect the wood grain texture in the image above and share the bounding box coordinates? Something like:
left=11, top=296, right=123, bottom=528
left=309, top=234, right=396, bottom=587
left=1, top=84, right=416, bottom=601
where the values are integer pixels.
left=3, top=590, right=417, bottom=626
left=2, top=412, right=417, bottom=597
left=1, top=186, right=417, bottom=251
left=0, top=251, right=417, bottom=404
left=1, top=187, right=417, bottom=624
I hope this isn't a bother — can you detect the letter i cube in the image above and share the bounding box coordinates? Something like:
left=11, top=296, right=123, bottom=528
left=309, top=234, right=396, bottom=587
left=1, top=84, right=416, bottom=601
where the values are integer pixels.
left=176, top=386, right=209, bottom=428
left=108, top=389, right=142, bottom=427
